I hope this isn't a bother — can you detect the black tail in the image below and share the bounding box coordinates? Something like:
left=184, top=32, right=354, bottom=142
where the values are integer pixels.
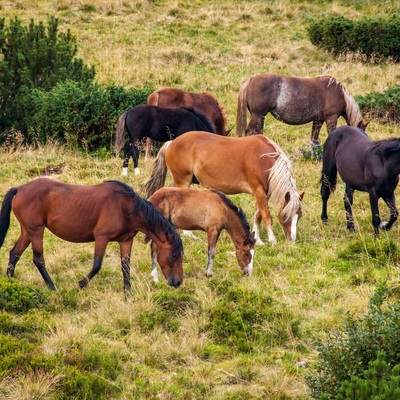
left=0, top=187, right=18, bottom=247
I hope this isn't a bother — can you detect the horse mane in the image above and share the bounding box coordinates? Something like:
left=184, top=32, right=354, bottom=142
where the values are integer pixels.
left=327, top=77, right=363, bottom=127
left=210, top=189, right=255, bottom=244
left=262, top=140, right=302, bottom=223
left=106, top=180, right=182, bottom=253
left=372, top=138, right=400, bottom=157
left=200, top=91, right=227, bottom=133
left=181, top=107, right=217, bottom=133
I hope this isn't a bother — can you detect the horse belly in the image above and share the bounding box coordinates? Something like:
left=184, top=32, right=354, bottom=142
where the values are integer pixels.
left=46, top=220, right=96, bottom=243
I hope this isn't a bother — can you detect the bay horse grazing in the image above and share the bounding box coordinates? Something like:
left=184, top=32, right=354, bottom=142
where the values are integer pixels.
left=148, top=187, right=256, bottom=279
left=0, top=178, right=183, bottom=291
left=147, top=88, right=229, bottom=136
left=114, top=104, right=216, bottom=176
left=236, top=73, right=367, bottom=140
left=321, top=126, right=400, bottom=236
left=144, top=131, right=304, bottom=245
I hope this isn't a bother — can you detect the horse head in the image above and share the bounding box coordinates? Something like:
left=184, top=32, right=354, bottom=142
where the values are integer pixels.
left=152, top=232, right=184, bottom=288
left=235, top=233, right=256, bottom=276
left=278, top=191, right=304, bottom=242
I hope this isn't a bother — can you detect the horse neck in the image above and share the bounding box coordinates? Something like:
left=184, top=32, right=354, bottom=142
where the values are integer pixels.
left=224, top=209, right=249, bottom=248
left=383, top=148, right=400, bottom=175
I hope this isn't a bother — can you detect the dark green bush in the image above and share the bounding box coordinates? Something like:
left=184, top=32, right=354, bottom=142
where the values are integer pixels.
left=308, top=16, right=400, bottom=62
left=336, top=351, right=400, bottom=399
left=24, top=80, right=151, bottom=150
left=356, top=85, right=400, bottom=124
left=0, top=277, right=50, bottom=313
left=307, top=283, right=400, bottom=399
left=0, top=16, right=95, bottom=135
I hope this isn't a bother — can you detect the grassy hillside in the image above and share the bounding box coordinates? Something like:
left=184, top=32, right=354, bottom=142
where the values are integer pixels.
left=0, top=1, right=400, bottom=399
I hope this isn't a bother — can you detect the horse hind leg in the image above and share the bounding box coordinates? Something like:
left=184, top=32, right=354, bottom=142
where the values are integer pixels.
left=320, top=157, right=337, bottom=223
left=7, top=229, right=31, bottom=278
left=311, top=120, right=323, bottom=142
left=344, top=185, right=356, bottom=233
left=205, top=229, right=219, bottom=277
left=246, top=114, right=265, bottom=136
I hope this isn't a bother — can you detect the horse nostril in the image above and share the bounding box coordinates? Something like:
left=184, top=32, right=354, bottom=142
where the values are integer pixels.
left=168, top=276, right=182, bottom=288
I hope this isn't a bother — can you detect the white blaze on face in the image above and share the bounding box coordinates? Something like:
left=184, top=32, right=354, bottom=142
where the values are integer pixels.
left=247, top=249, right=255, bottom=275
left=290, top=213, right=298, bottom=241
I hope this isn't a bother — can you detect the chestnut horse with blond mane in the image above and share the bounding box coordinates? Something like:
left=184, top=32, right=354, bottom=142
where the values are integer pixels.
left=236, top=73, right=367, bottom=140
left=144, top=131, right=304, bottom=245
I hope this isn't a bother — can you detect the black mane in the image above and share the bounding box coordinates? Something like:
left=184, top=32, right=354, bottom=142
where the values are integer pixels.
left=180, top=107, right=216, bottom=133
left=372, top=138, right=400, bottom=157
left=106, top=180, right=183, bottom=254
left=210, top=189, right=255, bottom=244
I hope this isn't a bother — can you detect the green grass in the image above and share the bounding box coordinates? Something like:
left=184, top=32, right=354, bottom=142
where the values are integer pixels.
left=0, top=1, right=400, bottom=398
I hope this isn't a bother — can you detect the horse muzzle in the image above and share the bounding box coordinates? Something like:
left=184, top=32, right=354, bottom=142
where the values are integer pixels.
left=167, top=276, right=182, bottom=288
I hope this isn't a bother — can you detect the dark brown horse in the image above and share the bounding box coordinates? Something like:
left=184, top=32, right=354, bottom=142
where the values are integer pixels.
left=145, top=88, right=230, bottom=159
left=147, top=88, right=229, bottom=136
left=148, top=187, right=256, bottom=278
left=144, top=131, right=304, bottom=245
left=321, top=126, right=400, bottom=236
left=0, top=178, right=183, bottom=290
left=115, top=104, right=216, bottom=176
left=236, top=73, right=367, bottom=140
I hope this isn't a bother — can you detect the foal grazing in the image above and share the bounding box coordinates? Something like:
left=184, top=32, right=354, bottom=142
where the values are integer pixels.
left=0, top=178, right=183, bottom=290
left=144, top=131, right=304, bottom=245
left=236, top=73, right=367, bottom=140
left=148, top=187, right=256, bottom=279
left=321, top=126, right=400, bottom=236
left=114, top=104, right=216, bottom=176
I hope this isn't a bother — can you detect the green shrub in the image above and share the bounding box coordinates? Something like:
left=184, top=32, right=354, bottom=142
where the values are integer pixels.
left=356, top=85, right=400, bottom=124
left=308, top=16, right=400, bottom=62
left=336, top=351, right=400, bottom=399
left=0, top=16, right=95, bottom=135
left=0, top=277, right=50, bottom=313
left=307, top=283, right=400, bottom=399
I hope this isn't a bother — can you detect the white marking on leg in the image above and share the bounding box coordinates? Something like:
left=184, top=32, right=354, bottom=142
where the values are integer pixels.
left=182, top=230, right=198, bottom=239
left=151, top=267, right=159, bottom=283
left=252, top=222, right=265, bottom=246
left=122, top=167, right=128, bottom=176
left=267, top=225, right=277, bottom=246
left=134, top=167, right=140, bottom=176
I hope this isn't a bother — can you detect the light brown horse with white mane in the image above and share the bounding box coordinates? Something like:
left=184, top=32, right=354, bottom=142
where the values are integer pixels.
left=144, top=131, right=304, bottom=245
left=148, top=187, right=256, bottom=279
left=236, top=73, right=367, bottom=140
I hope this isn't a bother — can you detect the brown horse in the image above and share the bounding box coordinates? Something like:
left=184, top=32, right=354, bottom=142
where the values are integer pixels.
left=144, top=131, right=304, bottom=245
left=148, top=187, right=256, bottom=279
left=145, top=88, right=230, bottom=158
left=0, top=178, right=183, bottom=290
left=236, top=73, right=367, bottom=140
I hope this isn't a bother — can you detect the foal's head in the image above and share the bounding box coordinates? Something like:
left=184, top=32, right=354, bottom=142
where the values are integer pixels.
left=278, top=191, right=304, bottom=242
left=235, top=234, right=256, bottom=276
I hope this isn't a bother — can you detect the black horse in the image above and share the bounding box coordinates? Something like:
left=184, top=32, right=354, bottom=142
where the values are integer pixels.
left=114, top=105, right=216, bottom=175
left=321, top=126, right=400, bottom=236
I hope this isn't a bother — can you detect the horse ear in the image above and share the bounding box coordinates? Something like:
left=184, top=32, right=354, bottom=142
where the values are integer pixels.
left=358, top=121, right=369, bottom=131
left=225, top=129, right=232, bottom=136
left=299, top=191, right=305, bottom=201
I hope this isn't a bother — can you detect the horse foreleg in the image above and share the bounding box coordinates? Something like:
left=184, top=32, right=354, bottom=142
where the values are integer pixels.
left=31, top=234, right=57, bottom=291
left=119, top=239, right=133, bottom=291
left=381, top=193, right=398, bottom=231
left=205, top=229, right=219, bottom=278
left=311, top=120, right=323, bottom=142
left=368, top=190, right=381, bottom=237
left=145, top=138, right=152, bottom=160
left=253, top=191, right=277, bottom=246
left=150, top=241, right=159, bottom=283
left=252, top=208, right=265, bottom=245
left=7, top=229, right=31, bottom=278
left=344, top=186, right=356, bottom=233
left=79, top=238, right=108, bottom=289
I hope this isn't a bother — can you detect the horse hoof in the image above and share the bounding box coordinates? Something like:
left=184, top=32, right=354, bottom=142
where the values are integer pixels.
left=380, top=221, right=390, bottom=231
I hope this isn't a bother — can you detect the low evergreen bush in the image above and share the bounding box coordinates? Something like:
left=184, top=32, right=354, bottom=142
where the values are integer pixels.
left=308, top=16, right=400, bottom=62
left=307, top=283, right=400, bottom=399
